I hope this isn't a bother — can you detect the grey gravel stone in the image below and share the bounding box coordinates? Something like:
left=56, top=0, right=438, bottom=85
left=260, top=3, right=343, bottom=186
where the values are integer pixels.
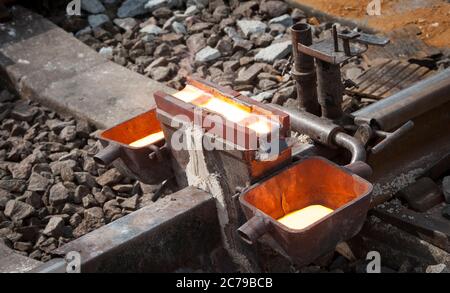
left=120, top=194, right=139, bottom=210
left=61, top=165, right=75, bottom=182
left=96, top=168, right=123, bottom=186
left=213, top=5, right=230, bottom=19
left=252, top=33, right=274, bottom=47
left=260, top=1, right=289, bottom=18
left=145, top=0, right=169, bottom=11
left=112, top=184, right=134, bottom=193
left=291, top=8, right=307, bottom=21
left=145, top=57, right=168, bottom=72
left=113, top=17, right=138, bottom=31
left=74, top=172, right=97, bottom=188
left=62, top=203, right=83, bottom=215
left=184, top=5, right=199, bottom=16
left=81, top=0, right=106, bottom=14
left=49, top=183, right=70, bottom=206
left=50, top=160, right=77, bottom=176
left=171, top=21, right=187, bottom=34
left=426, top=264, right=450, bottom=273
left=99, top=47, right=114, bottom=59
left=254, top=41, right=292, bottom=63
left=28, top=172, right=51, bottom=192
left=186, top=33, right=206, bottom=53
left=24, top=191, right=43, bottom=209
left=151, top=66, right=171, bottom=81
left=8, top=162, right=32, bottom=180
left=195, top=46, right=221, bottom=63
left=4, top=200, right=35, bottom=221
left=92, top=190, right=107, bottom=205
left=258, top=79, right=277, bottom=90
left=216, top=38, right=233, bottom=55
left=59, top=125, right=77, bottom=141
left=237, top=20, right=267, bottom=38
left=43, top=217, right=65, bottom=237
left=84, top=207, right=104, bottom=222
left=140, top=24, right=164, bottom=35
left=82, top=194, right=97, bottom=208
left=0, top=189, right=12, bottom=210
left=0, top=179, right=26, bottom=193
left=117, top=0, right=149, bottom=18
left=13, top=241, right=33, bottom=252
left=232, top=0, right=258, bottom=17
left=273, top=86, right=295, bottom=105
left=74, top=185, right=89, bottom=204
left=69, top=213, right=82, bottom=227
left=88, top=14, right=110, bottom=28
left=45, top=119, right=73, bottom=133
left=103, top=199, right=122, bottom=220
left=11, top=102, right=38, bottom=122
left=251, top=91, right=274, bottom=102
left=235, top=63, right=265, bottom=85
left=268, top=14, right=293, bottom=27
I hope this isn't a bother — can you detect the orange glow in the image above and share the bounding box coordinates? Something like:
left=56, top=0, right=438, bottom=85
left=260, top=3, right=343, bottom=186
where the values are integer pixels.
left=247, top=120, right=272, bottom=134
left=173, top=85, right=204, bottom=103
left=199, top=97, right=250, bottom=123
left=278, top=205, right=334, bottom=230
left=173, top=85, right=277, bottom=135
left=129, top=131, right=165, bottom=147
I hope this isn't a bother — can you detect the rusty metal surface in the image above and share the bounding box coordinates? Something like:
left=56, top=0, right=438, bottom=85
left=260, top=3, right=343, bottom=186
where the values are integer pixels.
left=290, top=23, right=320, bottom=115
left=346, top=60, right=435, bottom=100
left=154, top=79, right=290, bottom=151
left=40, top=187, right=221, bottom=273
left=95, top=107, right=173, bottom=184
left=349, top=68, right=450, bottom=207
left=373, top=202, right=450, bottom=252
left=353, top=67, right=450, bottom=131
left=292, top=24, right=387, bottom=121
left=365, top=100, right=450, bottom=206
left=238, top=157, right=372, bottom=266
left=269, top=104, right=366, bottom=164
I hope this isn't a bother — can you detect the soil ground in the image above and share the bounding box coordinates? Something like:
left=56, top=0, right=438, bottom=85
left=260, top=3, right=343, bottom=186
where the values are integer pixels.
left=292, top=0, right=450, bottom=48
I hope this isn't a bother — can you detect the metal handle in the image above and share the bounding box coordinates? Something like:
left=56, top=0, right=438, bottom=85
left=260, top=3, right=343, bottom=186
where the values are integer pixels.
left=94, top=144, right=121, bottom=166
left=371, top=121, right=414, bottom=154
left=237, top=216, right=269, bottom=245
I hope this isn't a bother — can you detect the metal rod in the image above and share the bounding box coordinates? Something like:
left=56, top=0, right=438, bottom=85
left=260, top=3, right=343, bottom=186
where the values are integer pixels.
left=316, top=60, right=344, bottom=120
left=332, top=25, right=339, bottom=52
left=333, top=132, right=367, bottom=163
left=269, top=104, right=341, bottom=145
left=353, top=68, right=450, bottom=131
left=269, top=104, right=366, bottom=163
left=290, top=23, right=320, bottom=115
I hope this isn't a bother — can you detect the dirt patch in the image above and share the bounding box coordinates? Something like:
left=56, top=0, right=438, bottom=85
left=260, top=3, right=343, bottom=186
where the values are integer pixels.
left=292, top=0, right=450, bottom=48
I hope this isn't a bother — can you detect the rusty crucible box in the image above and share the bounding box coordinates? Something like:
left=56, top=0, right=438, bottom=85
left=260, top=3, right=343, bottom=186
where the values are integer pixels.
left=238, top=157, right=373, bottom=266
left=94, top=107, right=173, bottom=185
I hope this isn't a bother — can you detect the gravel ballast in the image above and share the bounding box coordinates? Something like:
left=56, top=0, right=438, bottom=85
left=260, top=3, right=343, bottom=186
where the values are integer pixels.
left=0, top=87, right=173, bottom=262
